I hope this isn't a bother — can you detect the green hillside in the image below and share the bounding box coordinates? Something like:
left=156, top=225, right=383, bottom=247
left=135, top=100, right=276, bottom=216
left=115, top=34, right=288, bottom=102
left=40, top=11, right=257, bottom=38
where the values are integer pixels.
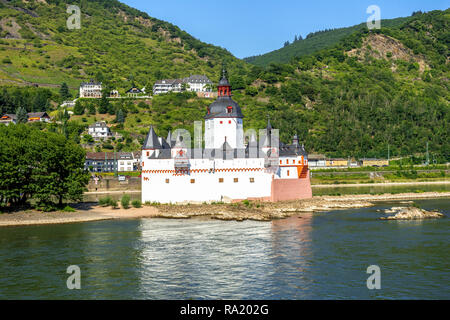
left=244, top=16, right=414, bottom=67
left=0, top=2, right=448, bottom=162
left=0, top=0, right=250, bottom=92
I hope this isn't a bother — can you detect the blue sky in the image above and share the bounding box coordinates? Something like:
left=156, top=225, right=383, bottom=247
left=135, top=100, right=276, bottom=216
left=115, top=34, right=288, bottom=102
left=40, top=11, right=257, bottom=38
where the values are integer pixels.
left=122, top=0, right=449, bottom=59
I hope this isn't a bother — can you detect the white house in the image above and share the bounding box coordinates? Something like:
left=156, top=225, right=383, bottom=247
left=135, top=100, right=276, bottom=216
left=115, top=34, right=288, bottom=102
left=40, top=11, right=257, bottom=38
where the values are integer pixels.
left=182, top=75, right=213, bottom=93
left=88, top=121, right=111, bottom=140
left=152, top=79, right=183, bottom=95
left=80, top=80, right=102, bottom=98
left=141, top=71, right=312, bottom=204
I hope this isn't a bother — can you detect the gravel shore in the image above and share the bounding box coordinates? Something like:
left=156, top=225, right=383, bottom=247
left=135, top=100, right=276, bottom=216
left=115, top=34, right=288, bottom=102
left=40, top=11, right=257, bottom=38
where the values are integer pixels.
left=0, top=192, right=449, bottom=226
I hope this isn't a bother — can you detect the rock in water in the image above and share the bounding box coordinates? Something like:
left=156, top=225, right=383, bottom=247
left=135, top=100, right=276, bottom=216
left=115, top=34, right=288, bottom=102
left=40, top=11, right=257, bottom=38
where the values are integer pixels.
left=381, top=207, right=445, bottom=220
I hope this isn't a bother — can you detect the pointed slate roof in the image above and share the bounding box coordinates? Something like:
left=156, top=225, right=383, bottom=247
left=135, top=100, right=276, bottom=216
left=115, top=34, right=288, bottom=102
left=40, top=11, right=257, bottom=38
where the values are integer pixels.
left=142, top=126, right=162, bottom=149
left=166, top=130, right=175, bottom=147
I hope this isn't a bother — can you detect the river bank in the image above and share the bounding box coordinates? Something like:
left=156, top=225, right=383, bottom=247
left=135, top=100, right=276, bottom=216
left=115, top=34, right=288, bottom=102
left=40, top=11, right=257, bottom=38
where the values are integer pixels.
left=1, top=191, right=449, bottom=227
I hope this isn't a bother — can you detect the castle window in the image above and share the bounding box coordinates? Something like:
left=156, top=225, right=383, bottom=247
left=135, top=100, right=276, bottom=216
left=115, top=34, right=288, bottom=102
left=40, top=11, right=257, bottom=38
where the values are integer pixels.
left=250, top=178, right=255, bottom=183
left=234, top=178, right=238, bottom=183
left=280, top=160, right=282, bottom=164
left=227, top=106, right=232, bottom=113
left=220, top=121, right=223, bottom=124
left=287, top=170, right=290, bottom=176
left=228, top=120, right=231, bottom=124
left=190, top=179, right=195, bottom=184
left=165, top=179, right=170, bottom=184
left=219, top=178, right=224, bottom=183
left=287, top=159, right=289, bottom=164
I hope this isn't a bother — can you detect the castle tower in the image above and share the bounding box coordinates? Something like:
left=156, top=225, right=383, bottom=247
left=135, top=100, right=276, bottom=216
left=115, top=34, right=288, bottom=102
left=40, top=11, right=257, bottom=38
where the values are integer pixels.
left=204, top=69, right=244, bottom=149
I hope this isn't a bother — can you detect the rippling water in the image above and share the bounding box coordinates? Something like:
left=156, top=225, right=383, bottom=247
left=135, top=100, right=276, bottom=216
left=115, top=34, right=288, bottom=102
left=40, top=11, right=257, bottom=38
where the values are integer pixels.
left=0, top=199, right=448, bottom=299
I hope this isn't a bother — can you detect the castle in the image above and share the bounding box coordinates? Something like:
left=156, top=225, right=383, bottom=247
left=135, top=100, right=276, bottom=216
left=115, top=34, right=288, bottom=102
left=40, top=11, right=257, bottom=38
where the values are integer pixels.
left=141, top=71, right=312, bottom=203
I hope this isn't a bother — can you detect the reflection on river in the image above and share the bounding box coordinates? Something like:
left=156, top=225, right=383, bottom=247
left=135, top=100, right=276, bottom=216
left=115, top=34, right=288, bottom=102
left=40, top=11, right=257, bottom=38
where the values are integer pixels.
left=0, top=199, right=448, bottom=299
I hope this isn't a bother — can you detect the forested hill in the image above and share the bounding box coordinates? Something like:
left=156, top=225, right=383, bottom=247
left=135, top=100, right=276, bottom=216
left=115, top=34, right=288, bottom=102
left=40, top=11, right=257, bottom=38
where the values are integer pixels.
left=244, top=16, right=414, bottom=67
left=0, top=2, right=448, bottom=162
left=0, top=0, right=249, bottom=91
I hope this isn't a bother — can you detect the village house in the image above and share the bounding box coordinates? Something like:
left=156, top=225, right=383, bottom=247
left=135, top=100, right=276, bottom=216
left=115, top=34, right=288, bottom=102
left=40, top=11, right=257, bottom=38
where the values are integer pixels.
left=182, top=75, right=213, bottom=93
left=326, top=158, right=349, bottom=167
left=85, top=152, right=141, bottom=173
left=126, top=87, right=143, bottom=98
left=88, top=121, right=112, bottom=140
left=308, top=154, right=327, bottom=168
left=79, top=80, right=102, bottom=98
left=152, top=75, right=213, bottom=95
left=359, top=158, right=389, bottom=167
left=0, top=112, right=51, bottom=125
left=152, top=79, right=183, bottom=95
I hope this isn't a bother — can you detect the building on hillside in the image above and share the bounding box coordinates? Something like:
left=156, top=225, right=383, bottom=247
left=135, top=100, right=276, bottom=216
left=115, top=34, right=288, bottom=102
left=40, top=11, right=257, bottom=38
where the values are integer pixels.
left=359, top=158, right=389, bottom=167
left=0, top=114, right=17, bottom=125
left=27, top=112, right=51, bottom=123
left=85, top=152, right=141, bottom=173
left=126, top=87, right=143, bottom=98
left=85, top=152, right=117, bottom=173
left=80, top=80, right=102, bottom=98
left=182, top=75, right=213, bottom=93
left=141, top=70, right=312, bottom=204
left=118, top=153, right=138, bottom=172
left=0, top=112, right=51, bottom=125
left=326, top=158, right=349, bottom=167
left=308, top=154, right=327, bottom=168
left=152, top=79, right=183, bottom=95
left=88, top=121, right=112, bottom=140
left=110, top=90, right=120, bottom=98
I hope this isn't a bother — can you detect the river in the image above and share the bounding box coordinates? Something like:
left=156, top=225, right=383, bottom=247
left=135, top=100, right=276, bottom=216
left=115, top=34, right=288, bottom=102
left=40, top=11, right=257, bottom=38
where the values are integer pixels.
left=0, top=198, right=448, bottom=299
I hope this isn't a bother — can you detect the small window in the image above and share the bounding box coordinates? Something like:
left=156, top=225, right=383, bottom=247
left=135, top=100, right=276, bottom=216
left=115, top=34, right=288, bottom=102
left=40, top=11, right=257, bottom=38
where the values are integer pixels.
left=287, top=170, right=290, bottom=176
left=219, top=178, right=224, bottom=183
left=287, top=159, right=289, bottom=164
left=220, top=121, right=223, bottom=124
left=228, top=120, right=231, bottom=124
left=250, top=178, right=255, bottom=183
left=279, top=160, right=282, bottom=164
left=234, top=178, right=238, bottom=183
left=165, top=179, right=170, bottom=184
left=190, top=179, right=195, bottom=184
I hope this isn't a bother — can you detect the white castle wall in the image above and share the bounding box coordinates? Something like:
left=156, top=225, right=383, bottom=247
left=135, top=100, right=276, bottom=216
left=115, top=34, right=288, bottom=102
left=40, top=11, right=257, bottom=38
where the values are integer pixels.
left=142, top=158, right=274, bottom=203
left=141, top=155, right=308, bottom=204
left=205, top=118, right=244, bottom=149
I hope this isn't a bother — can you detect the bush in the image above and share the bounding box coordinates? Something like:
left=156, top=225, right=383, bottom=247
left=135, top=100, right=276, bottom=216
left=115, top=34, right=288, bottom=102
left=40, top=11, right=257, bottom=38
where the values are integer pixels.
left=132, top=200, right=142, bottom=208
left=62, top=205, right=76, bottom=212
left=121, top=194, right=131, bottom=209
left=110, top=199, right=118, bottom=209
left=99, top=196, right=112, bottom=207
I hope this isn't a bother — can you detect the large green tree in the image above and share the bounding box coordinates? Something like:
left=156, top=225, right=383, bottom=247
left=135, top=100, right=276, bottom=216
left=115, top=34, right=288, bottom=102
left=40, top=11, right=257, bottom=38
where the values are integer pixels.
left=0, top=125, right=89, bottom=210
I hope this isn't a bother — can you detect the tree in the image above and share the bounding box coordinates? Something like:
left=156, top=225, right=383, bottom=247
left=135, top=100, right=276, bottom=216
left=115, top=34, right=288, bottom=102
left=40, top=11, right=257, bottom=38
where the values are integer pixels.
left=0, top=125, right=89, bottom=210
left=60, top=82, right=71, bottom=101
left=15, top=107, right=28, bottom=123
left=116, top=109, right=125, bottom=123
left=73, top=100, right=85, bottom=115
left=87, top=103, right=96, bottom=115
left=98, top=90, right=110, bottom=114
